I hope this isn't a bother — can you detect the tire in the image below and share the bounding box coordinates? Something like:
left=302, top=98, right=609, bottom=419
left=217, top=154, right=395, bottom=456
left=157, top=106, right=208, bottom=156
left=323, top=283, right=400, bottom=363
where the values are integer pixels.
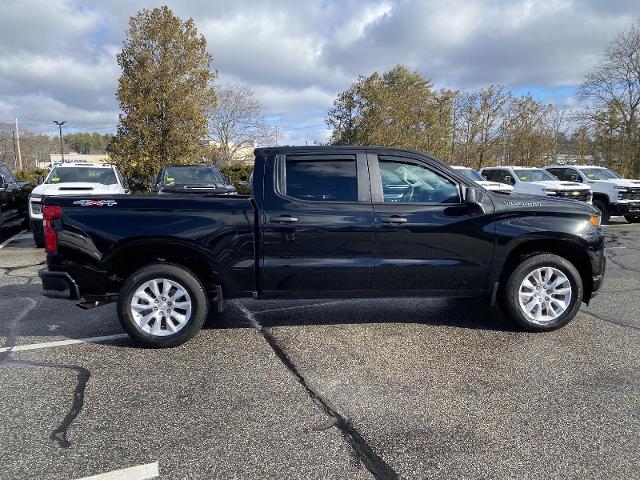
left=116, top=263, right=209, bottom=348
left=33, top=227, right=44, bottom=248
left=501, top=253, right=583, bottom=332
left=592, top=199, right=610, bottom=225
left=624, top=214, right=640, bottom=223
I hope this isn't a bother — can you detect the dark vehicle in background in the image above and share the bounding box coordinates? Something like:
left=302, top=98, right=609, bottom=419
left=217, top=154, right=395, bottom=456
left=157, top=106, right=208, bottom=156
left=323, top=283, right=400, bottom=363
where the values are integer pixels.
left=151, top=165, right=236, bottom=195
left=0, top=163, right=32, bottom=233
left=39, top=147, right=605, bottom=348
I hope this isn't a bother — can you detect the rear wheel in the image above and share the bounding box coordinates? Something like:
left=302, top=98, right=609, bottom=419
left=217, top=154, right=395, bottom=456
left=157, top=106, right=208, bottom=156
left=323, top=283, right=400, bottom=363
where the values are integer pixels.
left=624, top=214, right=640, bottom=223
left=33, top=226, right=44, bottom=248
left=592, top=199, right=610, bottom=225
left=501, top=253, right=583, bottom=331
left=117, top=263, right=208, bottom=347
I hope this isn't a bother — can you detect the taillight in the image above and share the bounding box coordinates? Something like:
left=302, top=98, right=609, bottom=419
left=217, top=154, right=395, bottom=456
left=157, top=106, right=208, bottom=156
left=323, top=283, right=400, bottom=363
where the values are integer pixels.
left=43, top=205, right=63, bottom=254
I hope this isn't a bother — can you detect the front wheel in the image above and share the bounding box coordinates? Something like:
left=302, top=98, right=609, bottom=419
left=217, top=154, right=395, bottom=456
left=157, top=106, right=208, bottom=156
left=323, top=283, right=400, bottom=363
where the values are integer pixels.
left=501, top=253, right=583, bottom=331
left=624, top=214, right=640, bottom=223
left=117, top=263, right=209, bottom=347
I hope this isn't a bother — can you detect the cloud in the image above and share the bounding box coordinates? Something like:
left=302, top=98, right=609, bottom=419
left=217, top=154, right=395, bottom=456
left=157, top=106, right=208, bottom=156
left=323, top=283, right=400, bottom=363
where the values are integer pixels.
left=0, top=0, right=637, bottom=143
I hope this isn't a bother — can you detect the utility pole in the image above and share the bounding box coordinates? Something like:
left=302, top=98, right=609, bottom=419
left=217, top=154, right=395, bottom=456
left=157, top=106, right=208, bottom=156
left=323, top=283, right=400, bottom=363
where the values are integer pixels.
left=15, top=118, right=22, bottom=170
left=54, top=120, right=66, bottom=162
left=11, top=130, right=18, bottom=171
left=274, top=126, right=278, bottom=146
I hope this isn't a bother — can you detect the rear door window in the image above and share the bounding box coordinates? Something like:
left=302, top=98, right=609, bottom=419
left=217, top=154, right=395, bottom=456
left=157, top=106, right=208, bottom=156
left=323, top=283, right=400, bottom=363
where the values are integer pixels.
left=283, top=156, right=358, bottom=202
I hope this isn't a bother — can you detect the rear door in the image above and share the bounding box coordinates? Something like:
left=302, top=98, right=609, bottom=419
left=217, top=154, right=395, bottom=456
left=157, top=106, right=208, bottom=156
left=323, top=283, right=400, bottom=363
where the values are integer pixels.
left=369, top=153, right=494, bottom=293
left=260, top=151, right=375, bottom=295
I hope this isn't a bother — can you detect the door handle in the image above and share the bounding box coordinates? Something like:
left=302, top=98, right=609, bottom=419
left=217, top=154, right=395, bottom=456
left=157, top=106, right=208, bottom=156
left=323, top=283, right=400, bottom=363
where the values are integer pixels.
left=380, top=215, right=408, bottom=224
left=270, top=215, right=299, bottom=223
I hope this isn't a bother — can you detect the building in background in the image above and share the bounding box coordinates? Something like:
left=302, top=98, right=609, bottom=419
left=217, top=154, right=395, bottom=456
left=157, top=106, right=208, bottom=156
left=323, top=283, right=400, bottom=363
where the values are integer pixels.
left=42, top=152, right=110, bottom=169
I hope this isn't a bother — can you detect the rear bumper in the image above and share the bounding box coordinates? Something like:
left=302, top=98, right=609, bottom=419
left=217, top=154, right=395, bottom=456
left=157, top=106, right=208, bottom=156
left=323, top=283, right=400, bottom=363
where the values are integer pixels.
left=39, top=269, right=81, bottom=300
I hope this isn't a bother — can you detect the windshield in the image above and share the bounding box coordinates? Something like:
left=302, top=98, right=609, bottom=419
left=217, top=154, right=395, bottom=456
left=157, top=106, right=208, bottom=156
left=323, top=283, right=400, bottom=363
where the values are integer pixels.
left=165, top=166, right=224, bottom=184
left=46, top=167, right=117, bottom=185
left=579, top=167, right=620, bottom=180
left=513, top=169, right=555, bottom=182
left=457, top=168, right=485, bottom=182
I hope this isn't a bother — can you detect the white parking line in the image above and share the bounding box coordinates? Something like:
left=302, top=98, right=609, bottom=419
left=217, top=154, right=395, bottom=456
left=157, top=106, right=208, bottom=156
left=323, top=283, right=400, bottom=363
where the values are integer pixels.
left=0, top=229, right=28, bottom=251
left=74, top=462, right=159, bottom=480
left=0, top=334, right=128, bottom=353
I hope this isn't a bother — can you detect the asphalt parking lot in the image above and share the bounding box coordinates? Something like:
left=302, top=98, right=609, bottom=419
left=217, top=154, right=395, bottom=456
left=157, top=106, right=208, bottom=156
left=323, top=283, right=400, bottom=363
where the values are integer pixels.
left=1, top=222, right=639, bottom=480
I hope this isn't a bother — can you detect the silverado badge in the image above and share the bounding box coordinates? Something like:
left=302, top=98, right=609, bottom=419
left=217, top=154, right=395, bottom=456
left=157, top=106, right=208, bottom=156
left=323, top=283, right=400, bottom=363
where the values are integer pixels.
left=73, top=200, right=118, bottom=207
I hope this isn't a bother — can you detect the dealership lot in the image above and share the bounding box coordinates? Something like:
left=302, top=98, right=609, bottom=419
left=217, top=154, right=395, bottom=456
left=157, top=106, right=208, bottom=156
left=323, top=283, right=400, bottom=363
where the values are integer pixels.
left=1, top=223, right=639, bottom=479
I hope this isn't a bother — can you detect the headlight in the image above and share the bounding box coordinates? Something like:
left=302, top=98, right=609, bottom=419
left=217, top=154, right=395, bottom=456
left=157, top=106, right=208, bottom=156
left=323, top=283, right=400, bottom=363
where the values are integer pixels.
left=29, top=195, right=43, bottom=215
left=617, top=189, right=629, bottom=200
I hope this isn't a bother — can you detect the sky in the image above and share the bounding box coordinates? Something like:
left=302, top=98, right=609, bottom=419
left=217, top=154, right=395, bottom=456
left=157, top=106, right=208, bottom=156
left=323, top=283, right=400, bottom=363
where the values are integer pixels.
left=0, top=0, right=637, bottom=145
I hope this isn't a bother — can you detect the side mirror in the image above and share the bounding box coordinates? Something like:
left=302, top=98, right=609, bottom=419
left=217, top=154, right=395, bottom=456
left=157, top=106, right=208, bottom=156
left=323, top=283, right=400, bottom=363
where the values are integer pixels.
left=37, top=175, right=45, bottom=185
left=224, top=175, right=232, bottom=184
left=0, top=174, right=6, bottom=190
left=464, top=187, right=485, bottom=215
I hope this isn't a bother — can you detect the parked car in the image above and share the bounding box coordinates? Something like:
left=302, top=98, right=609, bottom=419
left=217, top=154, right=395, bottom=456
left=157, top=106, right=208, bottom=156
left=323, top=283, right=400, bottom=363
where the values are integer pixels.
left=39, top=146, right=605, bottom=347
left=151, top=165, right=236, bottom=195
left=29, top=163, right=129, bottom=247
left=451, top=166, right=514, bottom=192
left=480, top=166, right=592, bottom=203
left=0, top=163, right=33, bottom=233
left=545, top=165, right=640, bottom=224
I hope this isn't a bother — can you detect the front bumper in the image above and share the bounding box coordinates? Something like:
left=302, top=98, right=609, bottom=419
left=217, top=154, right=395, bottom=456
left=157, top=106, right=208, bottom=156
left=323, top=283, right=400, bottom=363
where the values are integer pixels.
left=609, top=201, right=640, bottom=216
left=39, top=269, right=80, bottom=300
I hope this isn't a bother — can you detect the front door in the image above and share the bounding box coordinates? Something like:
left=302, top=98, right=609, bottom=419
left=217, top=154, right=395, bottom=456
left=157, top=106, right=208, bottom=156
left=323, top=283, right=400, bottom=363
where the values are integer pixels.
left=369, top=153, right=494, bottom=293
left=260, top=151, right=375, bottom=295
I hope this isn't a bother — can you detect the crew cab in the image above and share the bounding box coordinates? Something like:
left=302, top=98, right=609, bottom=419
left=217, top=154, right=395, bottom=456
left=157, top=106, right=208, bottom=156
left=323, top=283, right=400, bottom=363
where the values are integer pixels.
left=451, top=166, right=514, bottom=192
left=29, top=163, right=129, bottom=247
left=151, top=164, right=236, bottom=195
left=0, top=163, right=32, bottom=233
left=545, top=165, right=640, bottom=224
left=38, top=147, right=605, bottom=347
left=480, top=166, right=592, bottom=203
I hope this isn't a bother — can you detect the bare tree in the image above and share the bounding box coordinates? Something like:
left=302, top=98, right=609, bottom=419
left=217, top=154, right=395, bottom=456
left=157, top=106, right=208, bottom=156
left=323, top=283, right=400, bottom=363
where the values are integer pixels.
left=579, top=18, right=640, bottom=176
left=208, top=84, right=271, bottom=165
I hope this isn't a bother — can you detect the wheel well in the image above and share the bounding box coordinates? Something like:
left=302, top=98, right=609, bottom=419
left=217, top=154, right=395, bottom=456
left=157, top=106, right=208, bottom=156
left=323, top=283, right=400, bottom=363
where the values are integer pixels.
left=499, top=239, right=593, bottom=302
left=107, top=244, right=218, bottom=294
left=592, top=192, right=610, bottom=206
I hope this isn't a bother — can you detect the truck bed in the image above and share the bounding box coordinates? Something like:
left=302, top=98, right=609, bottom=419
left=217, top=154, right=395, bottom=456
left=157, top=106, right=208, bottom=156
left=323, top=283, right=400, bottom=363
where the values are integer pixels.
left=44, top=194, right=257, bottom=297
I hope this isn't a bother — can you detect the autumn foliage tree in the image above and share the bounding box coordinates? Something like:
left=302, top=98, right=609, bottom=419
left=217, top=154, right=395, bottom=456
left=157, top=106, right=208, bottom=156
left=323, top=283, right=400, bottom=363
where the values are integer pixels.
left=326, top=65, right=455, bottom=159
left=109, top=6, right=217, bottom=185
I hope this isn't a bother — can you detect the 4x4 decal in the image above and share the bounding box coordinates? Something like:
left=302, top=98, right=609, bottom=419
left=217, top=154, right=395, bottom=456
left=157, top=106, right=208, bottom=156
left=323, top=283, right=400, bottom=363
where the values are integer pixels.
left=72, top=200, right=118, bottom=207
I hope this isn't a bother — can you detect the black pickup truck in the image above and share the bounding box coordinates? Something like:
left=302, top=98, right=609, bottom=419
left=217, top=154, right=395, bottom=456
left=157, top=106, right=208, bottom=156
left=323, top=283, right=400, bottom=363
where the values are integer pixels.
left=1, top=163, right=32, bottom=233
left=39, top=147, right=606, bottom=347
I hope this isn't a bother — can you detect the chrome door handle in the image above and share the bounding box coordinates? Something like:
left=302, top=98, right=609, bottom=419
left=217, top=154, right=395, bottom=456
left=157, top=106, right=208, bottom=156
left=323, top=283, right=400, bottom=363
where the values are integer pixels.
left=380, top=215, right=408, bottom=224
left=270, top=215, right=299, bottom=223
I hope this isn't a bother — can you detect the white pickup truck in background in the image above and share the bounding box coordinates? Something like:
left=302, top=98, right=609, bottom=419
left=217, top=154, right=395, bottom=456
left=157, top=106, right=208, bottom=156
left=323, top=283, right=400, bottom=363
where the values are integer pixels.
left=479, top=166, right=592, bottom=203
left=451, top=166, right=514, bottom=192
left=545, top=165, right=640, bottom=224
left=29, top=163, right=129, bottom=247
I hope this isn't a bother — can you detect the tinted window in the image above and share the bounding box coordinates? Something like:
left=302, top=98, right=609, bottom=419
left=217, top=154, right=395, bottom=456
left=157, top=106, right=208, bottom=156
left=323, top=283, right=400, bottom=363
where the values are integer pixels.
left=164, top=166, right=225, bottom=184
left=482, top=169, right=504, bottom=182
left=285, top=157, right=357, bottom=202
left=546, top=168, right=564, bottom=180
left=379, top=158, right=459, bottom=204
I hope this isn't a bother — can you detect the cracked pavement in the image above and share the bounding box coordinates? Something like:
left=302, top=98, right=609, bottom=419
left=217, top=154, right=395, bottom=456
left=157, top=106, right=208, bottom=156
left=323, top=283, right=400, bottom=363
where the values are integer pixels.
left=0, top=222, right=639, bottom=479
